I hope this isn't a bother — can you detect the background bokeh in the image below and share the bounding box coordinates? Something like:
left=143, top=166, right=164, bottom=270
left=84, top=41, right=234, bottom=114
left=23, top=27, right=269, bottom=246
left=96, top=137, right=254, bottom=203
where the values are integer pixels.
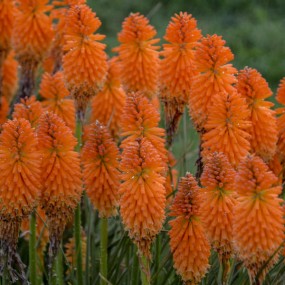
left=88, top=0, right=285, bottom=91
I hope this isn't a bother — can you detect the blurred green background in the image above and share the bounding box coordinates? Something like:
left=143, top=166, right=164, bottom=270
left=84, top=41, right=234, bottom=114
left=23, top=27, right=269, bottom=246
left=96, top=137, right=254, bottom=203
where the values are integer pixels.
left=87, top=0, right=285, bottom=91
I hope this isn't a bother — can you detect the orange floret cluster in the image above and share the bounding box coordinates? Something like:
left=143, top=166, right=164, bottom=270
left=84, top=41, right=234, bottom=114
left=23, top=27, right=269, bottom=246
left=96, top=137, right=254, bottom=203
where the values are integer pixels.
left=90, top=58, right=126, bottom=137
left=120, top=92, right=167, bottom=167
left=169, top=173, right=210, bottom=284
left=189, top=35, right=237, bottom=131
left=160, top=12, right=201, bottom=102
left=0, top=119, right=41, bottom=220
left=12, top=0, right=53, bottom=62
left=237, top=67, right=277, bottom=161
left=82, top=122, right=120, bottom=218
left=160, top=12, right=201, bottom=146
left=63, top=4, right=107, bottom=114
left=0, top=119, right=41, bottom=269
left=0, top=0, right=15, bottom=56
left=233, top=155, right=284, bottom=280
left=202, top=91, right=252, bottom=167
left=119, top=139, right=166, bottom=257
left=2, top=50, right=18, bottom=102
left=13, top=95, right=43, bottom=128
left=200, top=152, right=236, bottom=258
left=37, top=112, right=82, bottom=258
left=114, top=13, right=160, bottom=99
left=65, top=229, right=87, bottom=274
left=39, top=71, right=75, bottom=131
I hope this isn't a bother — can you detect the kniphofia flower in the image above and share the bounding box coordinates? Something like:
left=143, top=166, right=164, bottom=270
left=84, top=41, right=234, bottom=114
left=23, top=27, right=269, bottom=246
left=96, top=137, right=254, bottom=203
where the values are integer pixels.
left=13, top=95, right=43, bottom=128
left=2, top=50, right=18, bottom=103
left=160, top=12, right=201, bottom=145
left=233, top=155, right=284, bottom=281
left=39, top=71, right=75, bottom=131
left=0, top=118, right=41, bottom=282
left=82, top=122, right=120, bottom=218
left=90, top=57, right=126, bottom=137
left=12, top=0, right=53, bottom=99
left=65, top=229, right=87, bottom=274
left=200, top=152, right=236, bottom=259
left=189, top=34, right=237, bottom=131
left=120, top=92, right=168, bottom=168
left=119, top=139, right=166, bottom=257
left=169, top=173, right=210, bottom=284
left=114, top=13, right=160, bottom=99
left=63, top=4, right=108, bottom=116
left=202, top=91, right=252, bottom=167
left=237, top=67, right=277, bottom=161
left=0, top=0, right=15, bottom=58
left=37, top=112, right=82, bottom=259
left=43, top=0, right=87, bottom=73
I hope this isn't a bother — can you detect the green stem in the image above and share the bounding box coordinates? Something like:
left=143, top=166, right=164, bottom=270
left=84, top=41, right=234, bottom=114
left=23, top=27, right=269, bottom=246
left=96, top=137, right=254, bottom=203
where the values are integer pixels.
left=140, top=254, right=150, bottom=285
left=55, top=248, right=64, bottom=285
left=100, top=217, right=108, bottom=285
left=85, top=197, right=94, bottom=285
left=154, top=236, right=161, bottom=285
left=29, top=211, right=37, bottom=285
left=131, top=248, right=139, bottom=285
left=75, top=115, right=83, bottom=285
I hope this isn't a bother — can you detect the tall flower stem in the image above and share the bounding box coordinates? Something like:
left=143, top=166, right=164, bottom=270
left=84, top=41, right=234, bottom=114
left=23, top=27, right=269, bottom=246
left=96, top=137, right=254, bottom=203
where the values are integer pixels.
left=100, top=217, right=108, bottom=285
left=131, top=248, right=139, bottom=285
left=29, top=211, right=37, bottom=285
left=75, top=113, right=83, bottom=285
left=139, top=254, right=150, bottom=285
left=55, top=247, right=64, bottom=285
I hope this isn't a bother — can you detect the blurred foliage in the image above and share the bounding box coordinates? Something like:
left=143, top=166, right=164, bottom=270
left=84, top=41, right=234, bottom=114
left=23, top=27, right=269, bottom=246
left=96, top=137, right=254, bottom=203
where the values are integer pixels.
left=88, top=0, right=285, bottom=91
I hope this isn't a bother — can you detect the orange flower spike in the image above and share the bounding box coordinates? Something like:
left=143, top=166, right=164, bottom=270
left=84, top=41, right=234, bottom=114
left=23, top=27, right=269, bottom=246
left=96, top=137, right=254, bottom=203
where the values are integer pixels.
left=13, top=0, right=53, bottom=62
left=82, top=122, right=120, bottom=218
left=160, top=12, right=201, bottom=146
left=267, top=154, right=283, bottom=185
left=233, top=155, right=284, bottom=280
left=65, top=229, right=87, bottom=274
left=13, top=95, right=43, bottom=128
left=160, top=12, right=201, bottom=102
left=119, top=139, right=166, bottom=257
left=200, top=152, right=236, bottom=258
left=237, top=67, right=277, bottom=160
left=0, top=0, right=15, bottom=56
left=202, top=91, right=252, bottom=167
left=120, top=92, right=168, bottom=168
left=169, top=173, right=210, bottom=284
left=189, top=34, right=237, bottom=131
left=114, top=13, right=160, bottom=98
left=0, top=118, right=41, bottom=282
left=37, top=112, right=82, bottom=259
left=44, top=0, right=86, bottom=73
left=63, top=4, right=108, bottom=115
left=12, top=0, right=53, bottom=99
left=91, top=57, right=126, bottom=137
left=39, top=71, right=75, bottom=131
left=2, top=50, right=18, bottom=103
